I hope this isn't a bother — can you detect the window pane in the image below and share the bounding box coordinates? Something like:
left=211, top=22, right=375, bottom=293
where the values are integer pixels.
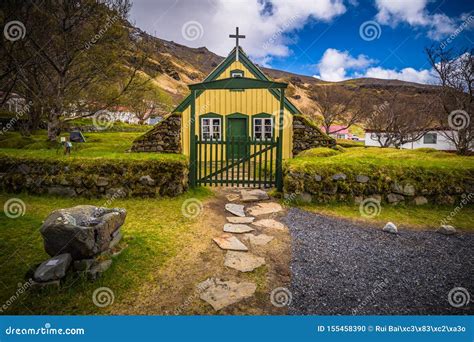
left=264, top=118, right=272, bottom=125
left=255, top=119, right=262, bottom=125
left=255, top=125, right=262, bottom=132
left=264, top=126, right=271, bottom=132
left=423, top=133, right=437, bottom=144
left=264, top=132, right=272, bottom=139
left=202, top=119, right=210, bottom=125
left=255, top=132, right=262, bottom=139
left=212, top=118, right=220, bottom=125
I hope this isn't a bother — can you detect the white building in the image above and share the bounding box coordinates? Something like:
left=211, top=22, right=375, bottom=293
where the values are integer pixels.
left=364, top=129, right=468, bottom=151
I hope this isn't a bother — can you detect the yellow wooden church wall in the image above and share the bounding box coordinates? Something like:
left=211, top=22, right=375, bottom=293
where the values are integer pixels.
left=180, top=61, right=294, bottom=159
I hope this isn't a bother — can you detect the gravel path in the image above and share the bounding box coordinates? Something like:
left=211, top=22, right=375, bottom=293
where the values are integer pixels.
left=284, top=208, right=474, bottom=315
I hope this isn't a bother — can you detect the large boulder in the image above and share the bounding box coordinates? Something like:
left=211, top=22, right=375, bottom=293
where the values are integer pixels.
left=40, top=205, right=126, bottom=259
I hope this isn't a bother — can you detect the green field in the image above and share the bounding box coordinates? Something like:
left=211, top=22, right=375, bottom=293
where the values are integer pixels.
left=0, top=189, right=211, bottom=314
left=288, top=147, right=474, bottom=171
left=0, top=130, right=183, bottom=161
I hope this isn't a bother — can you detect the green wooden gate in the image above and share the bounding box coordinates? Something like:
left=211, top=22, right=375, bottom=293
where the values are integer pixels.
left=192, top=136, right=282, bottom=189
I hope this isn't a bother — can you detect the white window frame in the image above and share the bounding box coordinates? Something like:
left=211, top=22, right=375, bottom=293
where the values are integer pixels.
left=201, top=117, right=222, bottom=141
left=231, top=70, right=244, bottom=78
left=253, top=117, right=274, bottom=140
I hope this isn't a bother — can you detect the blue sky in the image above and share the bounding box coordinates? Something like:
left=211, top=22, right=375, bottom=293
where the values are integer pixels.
left=130, top=0, right=474, bottom=84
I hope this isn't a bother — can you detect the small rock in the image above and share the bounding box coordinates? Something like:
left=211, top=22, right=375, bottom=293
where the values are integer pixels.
left=387, top=193, right=404, bottom=204
left=247, top=202, right=283, bottom=216
left=382, top=222, right=398, bottom=234
left=73, top=259, right=94, bottom=271
left=223, top=223, right=255, bottom=233
left=87, top=259, right=112, bottom=280
left=226, top=216, right=255, bottom=224
left=253, top=219, right=286, bottom=231
left=139, top=175, right=155, bottom=186
left=298, top=193, right=312, bottom=203
left=414, top=196, right=428, bottom=205
left=332, top=173, right=347, bottom=181
left=240, top=189, right=269, bottom=201
left=109, top=229, right=122, bottom=249
left=243, top=233, right=274, bottom=246
left=224, top=251, right=265, bottom=272
left=197, top=277, right=257, bottom=311
left=225, top=203, right=246, bottom=217
left=213, top=234, right=248, bottom=251
left=225, top=194, right=240, bottom=202
left=437, top=225, right=456, bottom=235
left=34, top=254, right=72, bottom=282
left=356, top=175, right=369, bottom=183
left=31, top=280, right=61, bottom=290
left=403, top=184, right=416, bottom=196
left=314, top=175, right=322, bottom=182
left=95, top=177, right=109, bottom=187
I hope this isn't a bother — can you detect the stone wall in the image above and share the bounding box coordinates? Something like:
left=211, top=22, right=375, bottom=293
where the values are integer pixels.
left=0, top=155, right=188, bottom=198
left=292, top=115, right=335, bottom=155
left=131, top=113, right=181, bottom=153
left=283, top=168, right=474, bottom=206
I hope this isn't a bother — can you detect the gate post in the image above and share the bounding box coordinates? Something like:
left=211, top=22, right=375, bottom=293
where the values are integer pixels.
left=276, top=89, right=284, bottom=192
left=189, top=90, right=197, bottom=187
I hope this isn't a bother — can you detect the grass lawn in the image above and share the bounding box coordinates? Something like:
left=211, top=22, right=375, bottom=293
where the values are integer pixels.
left=0, top=188, right=211, bottom=314
left=0, top=130, right=183, bottom=161
left=294, top=201, right=474, bottom=231
left=289, top=147, right=474, bottom=171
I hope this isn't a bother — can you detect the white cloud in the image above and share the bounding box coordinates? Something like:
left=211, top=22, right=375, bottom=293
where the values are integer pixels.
left=129, top=0, right=346, bottom=64
left=360, top=66, right=436, bottom=84
left=314, top=48, right=436, bottom=84
left=314, top=48, right=375, bottom=81
left=374, top=0, right=457, bottom=40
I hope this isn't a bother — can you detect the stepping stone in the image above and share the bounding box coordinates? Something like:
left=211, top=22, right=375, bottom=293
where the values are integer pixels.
left=253, top=219, right=286, bottom=231
left=247, top=202, right=283, bottom=216
left=240, top=189, right=269, bottom=202
left=213, top=234, right=248, bottom=251
left=197, top=277, right=257, bottom=311
left=226, top=194, right=240, bottom=202
left=225, top=203, right=245, bottom=217
left=223, top=223, right=254, bottom=233
left=244, top=233, right=274, bottom=246
left=226, top=216, right=255, bottom=224
left=224, top=251, right=265, bottom=272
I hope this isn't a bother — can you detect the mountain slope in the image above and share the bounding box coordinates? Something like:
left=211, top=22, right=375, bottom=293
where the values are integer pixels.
left=129, top=25, right=440, bottom=121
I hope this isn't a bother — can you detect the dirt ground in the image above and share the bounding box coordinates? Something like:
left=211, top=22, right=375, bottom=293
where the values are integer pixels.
left=112, top=187, right=292, bottom=315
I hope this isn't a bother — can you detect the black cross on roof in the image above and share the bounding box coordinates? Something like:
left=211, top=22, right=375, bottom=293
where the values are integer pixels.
left=229, top=27, right=245, bottom=61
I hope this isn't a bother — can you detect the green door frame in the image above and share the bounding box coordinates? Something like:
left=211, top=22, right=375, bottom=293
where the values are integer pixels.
left=226, top=113, right=248, bottom=160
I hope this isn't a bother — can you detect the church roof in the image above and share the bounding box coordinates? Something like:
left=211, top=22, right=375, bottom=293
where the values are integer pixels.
left=172, top=47, right=301, bottom=114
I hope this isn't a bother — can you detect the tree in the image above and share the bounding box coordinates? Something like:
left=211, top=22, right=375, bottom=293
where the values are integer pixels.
left=0, top=0, right=149, bottom=140
left=309, top=85, right=364, bottom=135
left=365, top=91, right=436, bottom=148
left=426, top=46, right=473, bottom=155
